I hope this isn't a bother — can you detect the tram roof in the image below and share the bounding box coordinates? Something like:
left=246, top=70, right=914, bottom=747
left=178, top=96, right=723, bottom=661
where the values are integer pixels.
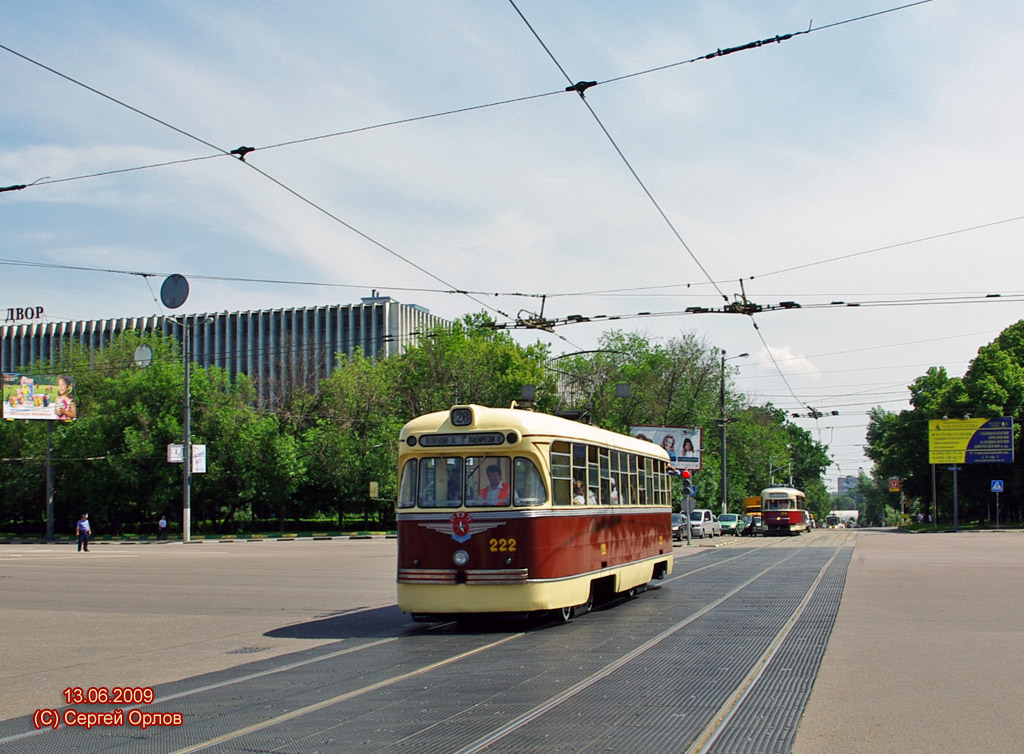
left=401, top=404, right=671, bottom=459
left=761, top=486, right=805, bottom=497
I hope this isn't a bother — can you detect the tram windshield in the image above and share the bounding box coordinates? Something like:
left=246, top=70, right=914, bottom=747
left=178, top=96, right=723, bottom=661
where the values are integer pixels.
left=398, top=455, right=547, bottom=509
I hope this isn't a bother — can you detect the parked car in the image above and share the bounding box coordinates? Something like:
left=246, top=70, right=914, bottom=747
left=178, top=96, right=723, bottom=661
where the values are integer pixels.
left=671, top=513, right=688, bottom=541
left=689, top=509, right=721, bottom=539
left=719, top=513, right=742, bottom=535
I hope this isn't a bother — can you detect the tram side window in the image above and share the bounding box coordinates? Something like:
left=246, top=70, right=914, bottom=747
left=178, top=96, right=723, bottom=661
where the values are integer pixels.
left=417, top=457, right=464, bottom=508
left=551, top=441, right=572, bottom=506
left=398, top=459, right=417, bottom=509
left=643, top=457, right=654, bottom=505
left=628, top=454, right=640, bottom=505
left=610, top=450, right=618, bottom=504
left=599, top=447, right=611, bottom=505
left=573, top=444, right=589, bottom=504
left=514, top=457, right=547, bottom=506
left=588, top=445, right=600, bottom=504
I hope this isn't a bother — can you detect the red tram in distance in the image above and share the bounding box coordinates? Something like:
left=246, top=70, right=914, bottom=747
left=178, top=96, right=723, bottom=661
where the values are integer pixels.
left=396, top=405, right=674, bottom=623
left=761, top=486, right=810, bottom=535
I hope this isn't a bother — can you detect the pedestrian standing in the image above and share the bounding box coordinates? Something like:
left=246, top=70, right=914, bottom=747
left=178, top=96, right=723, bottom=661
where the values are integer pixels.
left=158, top=515, right=167, bottom=540
left=76, top=513, right=91, bottom=552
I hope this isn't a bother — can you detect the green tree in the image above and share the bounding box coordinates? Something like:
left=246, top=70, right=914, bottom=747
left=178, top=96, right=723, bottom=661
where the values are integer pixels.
left=392, top=315, right=554, bottom=416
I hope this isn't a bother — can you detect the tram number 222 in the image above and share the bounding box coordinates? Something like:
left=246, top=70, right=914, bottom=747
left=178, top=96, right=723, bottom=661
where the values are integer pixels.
left=489, top=538, right=517, bottom=553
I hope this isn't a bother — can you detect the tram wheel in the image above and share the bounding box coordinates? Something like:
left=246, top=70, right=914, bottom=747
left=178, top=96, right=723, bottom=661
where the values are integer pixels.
left=555, top=606, right=573, bottom=623
left=573, top=589, right=595, bottom=617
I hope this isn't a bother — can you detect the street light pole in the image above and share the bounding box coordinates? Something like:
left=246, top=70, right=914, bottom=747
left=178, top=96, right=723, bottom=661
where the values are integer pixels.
left=182, top=321, right=191, bottom=544
left=720, top=350, right=748, bottom=515
left=720, top=351, right=726, bottom=516
left=168, top=314, right=210, bottom=544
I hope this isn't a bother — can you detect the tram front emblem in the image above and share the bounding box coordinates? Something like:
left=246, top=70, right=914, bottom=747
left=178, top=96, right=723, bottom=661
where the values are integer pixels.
left=419, top=512, right=502, bottom=543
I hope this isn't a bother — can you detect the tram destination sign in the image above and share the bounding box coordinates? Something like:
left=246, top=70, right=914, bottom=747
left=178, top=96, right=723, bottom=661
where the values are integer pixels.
left=928, top=417, right=1014, bottom=464
left=418, top=432, right=506, bottom=447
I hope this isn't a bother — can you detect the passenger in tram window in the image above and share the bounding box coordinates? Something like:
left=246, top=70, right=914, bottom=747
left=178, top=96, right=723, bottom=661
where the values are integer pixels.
left=609, top=478, right=620, bottom=504
left=480, top=464, right=511, bottom=505
left=572, top=480, right=587, bottom=505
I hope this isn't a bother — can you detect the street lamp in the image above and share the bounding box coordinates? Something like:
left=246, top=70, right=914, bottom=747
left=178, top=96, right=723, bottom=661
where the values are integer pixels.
left=720, top=350, right=749, bottom=515
left=167, top=314, right=212, bottom=543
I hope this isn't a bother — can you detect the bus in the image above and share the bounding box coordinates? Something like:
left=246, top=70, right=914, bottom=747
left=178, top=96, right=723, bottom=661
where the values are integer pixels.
left=761, top=486, right=810, bottom=535
left=396, top=405, right=674, bottom=623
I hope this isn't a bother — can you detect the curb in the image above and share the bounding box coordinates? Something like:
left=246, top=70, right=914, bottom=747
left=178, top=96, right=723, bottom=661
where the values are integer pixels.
left=0, top=534, right=398, bottom=545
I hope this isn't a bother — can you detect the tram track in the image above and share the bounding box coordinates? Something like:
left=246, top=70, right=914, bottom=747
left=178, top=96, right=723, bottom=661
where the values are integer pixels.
left=688, top=539, right=846, bottom=754
left=451, top=541, right=820, bottom=754
left=1, top=531, right=853, bottom=754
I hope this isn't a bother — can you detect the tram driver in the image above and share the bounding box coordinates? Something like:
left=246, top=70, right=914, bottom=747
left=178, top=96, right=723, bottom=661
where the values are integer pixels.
left=480, top=464, right=511, bottom=505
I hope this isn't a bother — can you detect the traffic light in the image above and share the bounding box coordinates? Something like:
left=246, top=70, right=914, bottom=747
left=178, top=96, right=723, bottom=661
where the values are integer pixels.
left=682, top=469, right=693, bottom=497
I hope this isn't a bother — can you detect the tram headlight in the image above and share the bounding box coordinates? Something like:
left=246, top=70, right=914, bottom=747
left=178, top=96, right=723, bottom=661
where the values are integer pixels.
left=453, top=550, right=469, bottom=567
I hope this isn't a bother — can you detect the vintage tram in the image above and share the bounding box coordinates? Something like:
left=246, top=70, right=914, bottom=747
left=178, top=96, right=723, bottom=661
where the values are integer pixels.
left=396, top=405, right=674, bottom=622
left=761, top=486, right=810, bottom=535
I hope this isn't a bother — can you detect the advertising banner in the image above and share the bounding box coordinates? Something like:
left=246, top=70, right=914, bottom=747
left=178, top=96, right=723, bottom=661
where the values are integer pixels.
left=928, top=417, right=1014, bottom=464
left=630, top=425, right=702, bottom=471
left=2, top=373, right=76, bottom=421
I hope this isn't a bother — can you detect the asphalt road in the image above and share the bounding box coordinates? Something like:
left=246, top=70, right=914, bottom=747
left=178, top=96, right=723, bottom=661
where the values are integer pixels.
left=1, top=529, right=1022, bottom=752
left=791, top=528, right=1024, bottom=754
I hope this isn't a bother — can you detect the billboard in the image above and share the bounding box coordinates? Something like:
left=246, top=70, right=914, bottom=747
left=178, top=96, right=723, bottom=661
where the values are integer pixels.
left=928, top=417, right=1014, bottom=465
left=630, top=425, right=702, bottom=471
left=2, top=373, right=76, bottom=421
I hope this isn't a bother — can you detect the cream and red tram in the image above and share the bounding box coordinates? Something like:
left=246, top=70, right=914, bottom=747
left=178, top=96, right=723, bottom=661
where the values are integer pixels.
left=761, top=486, right=810, bottom=535
left=396, top=405, right=674, bottom=622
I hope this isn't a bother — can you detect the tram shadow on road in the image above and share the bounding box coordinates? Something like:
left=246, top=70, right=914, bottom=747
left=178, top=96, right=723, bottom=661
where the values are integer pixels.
left=409, top=585, right=665, bottom=635
left=264, top=584, right=666, bottom=641
left=264, top=604, right=410, bottom=640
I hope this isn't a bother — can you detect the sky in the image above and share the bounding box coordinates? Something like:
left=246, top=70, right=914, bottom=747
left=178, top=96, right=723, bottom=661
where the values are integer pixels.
left=3, top=0, right=1023, bottom=491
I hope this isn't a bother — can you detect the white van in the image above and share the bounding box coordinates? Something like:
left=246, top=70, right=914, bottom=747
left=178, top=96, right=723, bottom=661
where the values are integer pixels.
left=688, top=509, right=721, bottom=539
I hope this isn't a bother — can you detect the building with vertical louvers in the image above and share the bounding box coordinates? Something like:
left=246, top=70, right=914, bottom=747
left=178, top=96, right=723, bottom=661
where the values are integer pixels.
left=1, top=294, right=449, bottom=406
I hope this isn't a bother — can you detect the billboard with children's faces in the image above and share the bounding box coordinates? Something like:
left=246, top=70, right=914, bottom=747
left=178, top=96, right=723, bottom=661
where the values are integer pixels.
left=2, top=373, right=77, bottom=421
left=629, top=425, right=701, bottom=471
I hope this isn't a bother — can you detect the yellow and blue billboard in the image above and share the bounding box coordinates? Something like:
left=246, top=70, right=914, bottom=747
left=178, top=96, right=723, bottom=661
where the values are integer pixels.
left=928, top=417, right=1013, bottom=465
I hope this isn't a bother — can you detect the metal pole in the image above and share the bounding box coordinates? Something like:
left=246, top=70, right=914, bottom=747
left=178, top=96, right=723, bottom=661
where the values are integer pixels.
left=685, top=492, right=692, bottom=545
left=720, top=351, right=727, bottom=516
left=931, top=463, right=937, bottom=528
left=952, top=466, right=959, bottom=532
left=45, top=422, right=54, bottom=540
left=183, top=321, right=191, bottom=544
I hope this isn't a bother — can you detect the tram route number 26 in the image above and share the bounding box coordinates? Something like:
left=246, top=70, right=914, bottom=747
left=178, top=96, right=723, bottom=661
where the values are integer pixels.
left=489, top=537, right=517, bottom=553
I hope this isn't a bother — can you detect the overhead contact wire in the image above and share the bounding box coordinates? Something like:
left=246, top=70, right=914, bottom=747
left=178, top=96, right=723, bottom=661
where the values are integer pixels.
left=0, top=44, right=513, bottom=323
left=507, top=0, right=729, bottom=302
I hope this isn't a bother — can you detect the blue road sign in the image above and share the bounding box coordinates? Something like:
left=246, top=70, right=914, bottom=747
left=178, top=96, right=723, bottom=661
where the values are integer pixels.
left=992, top=480, right=1004, bottom=493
